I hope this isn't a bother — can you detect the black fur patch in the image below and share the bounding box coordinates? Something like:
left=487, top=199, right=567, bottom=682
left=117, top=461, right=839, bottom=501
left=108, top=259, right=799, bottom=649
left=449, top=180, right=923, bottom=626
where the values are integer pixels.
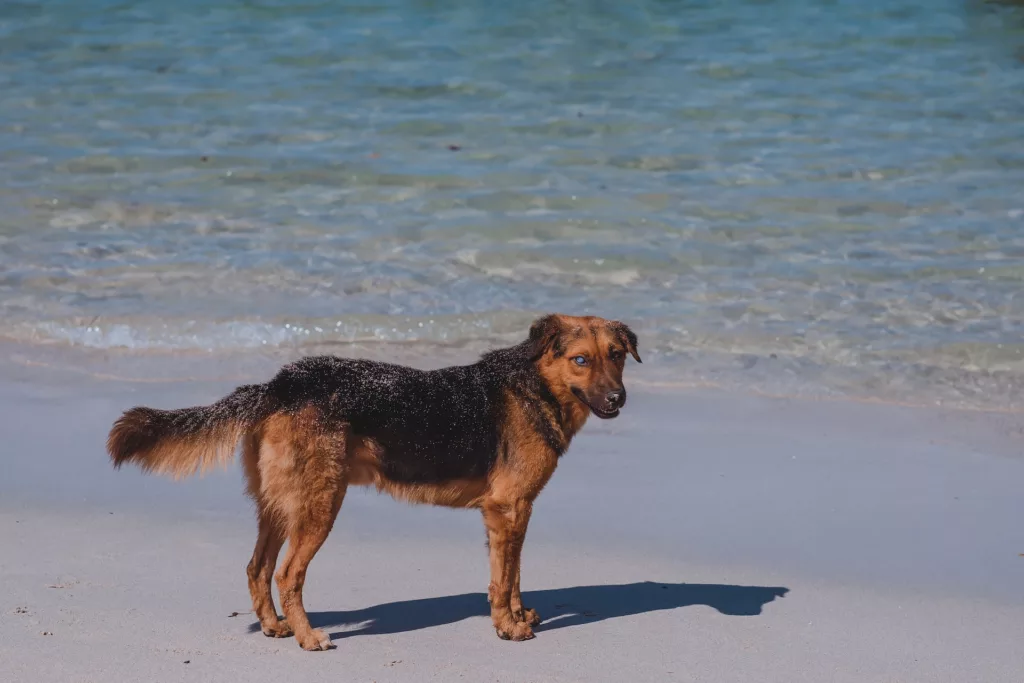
left=265, top=339, right=571, bottom=483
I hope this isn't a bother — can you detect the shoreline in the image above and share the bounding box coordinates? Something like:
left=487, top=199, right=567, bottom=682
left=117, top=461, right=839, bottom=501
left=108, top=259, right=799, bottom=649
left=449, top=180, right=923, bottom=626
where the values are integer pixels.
left=3, top=337, right=1024, bottom=416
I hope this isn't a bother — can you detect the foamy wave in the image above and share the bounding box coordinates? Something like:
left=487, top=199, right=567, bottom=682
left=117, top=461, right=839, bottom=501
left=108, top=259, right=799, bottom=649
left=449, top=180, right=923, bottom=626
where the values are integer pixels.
left=1, top=314, right=533, bottom=352
left=4, top=314, right=1023, bottom=412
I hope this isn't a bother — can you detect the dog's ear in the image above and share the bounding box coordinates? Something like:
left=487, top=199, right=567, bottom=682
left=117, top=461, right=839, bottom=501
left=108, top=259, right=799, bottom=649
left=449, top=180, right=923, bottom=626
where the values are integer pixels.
left=528, top=314, right=564, bottom=360
left=609, top=321, right=641, bottom=363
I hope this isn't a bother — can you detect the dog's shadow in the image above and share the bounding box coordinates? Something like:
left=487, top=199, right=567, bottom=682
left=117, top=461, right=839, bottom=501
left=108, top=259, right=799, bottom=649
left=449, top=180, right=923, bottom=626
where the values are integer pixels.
left=250, top=581, right=788, bottom=640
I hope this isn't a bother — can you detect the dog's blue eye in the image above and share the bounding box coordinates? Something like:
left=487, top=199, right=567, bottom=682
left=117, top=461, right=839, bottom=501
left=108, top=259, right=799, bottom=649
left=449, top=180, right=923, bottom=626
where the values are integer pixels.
left=572, top=355, right=587, bottom=366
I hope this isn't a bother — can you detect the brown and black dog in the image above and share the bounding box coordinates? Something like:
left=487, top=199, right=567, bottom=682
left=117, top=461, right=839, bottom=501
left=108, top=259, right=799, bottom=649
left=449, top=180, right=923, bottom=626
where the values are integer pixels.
left=107, top=314, right=640, bottom=651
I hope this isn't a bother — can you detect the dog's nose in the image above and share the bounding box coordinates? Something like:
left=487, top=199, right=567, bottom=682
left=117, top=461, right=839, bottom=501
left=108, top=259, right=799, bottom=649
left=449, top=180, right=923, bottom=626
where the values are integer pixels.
left=605, top=390, right=624, bottom=408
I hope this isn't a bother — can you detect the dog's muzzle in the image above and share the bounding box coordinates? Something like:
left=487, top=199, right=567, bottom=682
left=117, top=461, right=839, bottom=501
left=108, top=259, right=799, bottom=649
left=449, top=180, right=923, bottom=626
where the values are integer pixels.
left=573, top=387, right=626, bottom=419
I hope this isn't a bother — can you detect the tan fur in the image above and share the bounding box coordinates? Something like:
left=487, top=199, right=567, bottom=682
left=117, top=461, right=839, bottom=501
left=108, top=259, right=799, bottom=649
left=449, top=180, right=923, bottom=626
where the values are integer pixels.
left=107, top=411, right=243, bottom=480
left=245, top=408, right=349, bottom=649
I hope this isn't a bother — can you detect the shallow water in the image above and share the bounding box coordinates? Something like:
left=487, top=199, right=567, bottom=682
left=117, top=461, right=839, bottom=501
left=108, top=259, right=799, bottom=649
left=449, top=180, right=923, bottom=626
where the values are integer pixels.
left=1, top=0, right=1023, bottom=408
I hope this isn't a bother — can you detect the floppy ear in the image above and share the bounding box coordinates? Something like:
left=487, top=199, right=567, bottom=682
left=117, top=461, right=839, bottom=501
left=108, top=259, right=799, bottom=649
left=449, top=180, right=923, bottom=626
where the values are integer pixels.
left=610, top=321, right=642, bottom=363
left=528, top=314, right=564, bottom=360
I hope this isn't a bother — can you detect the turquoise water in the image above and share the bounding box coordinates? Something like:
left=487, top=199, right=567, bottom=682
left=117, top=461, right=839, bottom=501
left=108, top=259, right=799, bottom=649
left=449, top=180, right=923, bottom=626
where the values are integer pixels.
left=1, top=0, right=1023, bottom=408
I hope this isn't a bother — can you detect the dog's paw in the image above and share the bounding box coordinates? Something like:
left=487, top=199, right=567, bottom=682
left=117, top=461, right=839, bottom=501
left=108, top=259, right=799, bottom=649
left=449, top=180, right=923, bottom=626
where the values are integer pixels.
left=261, top=619, right=293, bottom=638
left=512, top=607, right=541, bottom=626
left=297, top=628, right=334, bottom=651
left=520, top=608, right=542, bottom=627
left=495, top=621, right=535, bottom=642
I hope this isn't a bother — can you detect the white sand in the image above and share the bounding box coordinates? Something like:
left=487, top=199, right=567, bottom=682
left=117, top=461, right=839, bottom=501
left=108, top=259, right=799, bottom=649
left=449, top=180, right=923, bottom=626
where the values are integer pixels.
left=1, top=352, right=1022, bottom=682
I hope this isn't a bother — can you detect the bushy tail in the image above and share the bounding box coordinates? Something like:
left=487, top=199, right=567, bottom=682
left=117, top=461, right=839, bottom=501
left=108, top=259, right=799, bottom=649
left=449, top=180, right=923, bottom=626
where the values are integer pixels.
left=107, top=383, right=276, bottom=480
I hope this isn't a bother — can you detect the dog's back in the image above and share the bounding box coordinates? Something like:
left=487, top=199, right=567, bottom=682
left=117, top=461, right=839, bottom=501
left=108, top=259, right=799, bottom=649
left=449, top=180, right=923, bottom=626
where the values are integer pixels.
left=107, top=351, right=541, bottom=485
left=264, top=355, right=509, bottom=482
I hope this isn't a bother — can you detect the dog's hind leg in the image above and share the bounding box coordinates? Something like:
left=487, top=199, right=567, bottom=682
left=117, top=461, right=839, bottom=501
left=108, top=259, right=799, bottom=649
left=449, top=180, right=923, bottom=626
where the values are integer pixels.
left=267, top=415, right=348, bottom=652
left=242, top=434, right=290, bottom=637
left=247, top=510, right=289, bottom=636
left=275, top=487, right=345, bottom=651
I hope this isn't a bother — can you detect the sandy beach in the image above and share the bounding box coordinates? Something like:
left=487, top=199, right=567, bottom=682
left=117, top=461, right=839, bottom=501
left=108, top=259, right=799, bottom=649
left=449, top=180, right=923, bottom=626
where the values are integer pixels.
left=2, top=349, right=1022, bottom=682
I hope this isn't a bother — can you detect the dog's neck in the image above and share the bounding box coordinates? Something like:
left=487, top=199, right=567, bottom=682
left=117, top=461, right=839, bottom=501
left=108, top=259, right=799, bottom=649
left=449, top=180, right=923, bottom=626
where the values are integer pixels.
left=554, top=388, right=590, bottom=441
left=479, top=340, right=590, bottom=455
left=532, top=358, right=590, bottom=453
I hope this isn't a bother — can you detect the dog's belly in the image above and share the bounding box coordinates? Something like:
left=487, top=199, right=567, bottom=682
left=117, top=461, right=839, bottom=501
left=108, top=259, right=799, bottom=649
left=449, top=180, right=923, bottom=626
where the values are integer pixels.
left=348, top=436, right=489, bottom=508
left=345, top=405, right=500, bottom=483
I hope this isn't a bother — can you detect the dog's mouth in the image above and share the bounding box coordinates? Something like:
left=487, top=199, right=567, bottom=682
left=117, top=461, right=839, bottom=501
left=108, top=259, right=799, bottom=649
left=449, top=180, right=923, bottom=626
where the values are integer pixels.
left=589, top=404, right=620, bottom=419
left=571, top=388, right=621, bottom=420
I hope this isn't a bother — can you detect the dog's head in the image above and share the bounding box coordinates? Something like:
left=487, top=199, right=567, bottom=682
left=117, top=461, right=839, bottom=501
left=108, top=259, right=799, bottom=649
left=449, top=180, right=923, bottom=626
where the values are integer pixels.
left=528, top=314, right=641, bottom=420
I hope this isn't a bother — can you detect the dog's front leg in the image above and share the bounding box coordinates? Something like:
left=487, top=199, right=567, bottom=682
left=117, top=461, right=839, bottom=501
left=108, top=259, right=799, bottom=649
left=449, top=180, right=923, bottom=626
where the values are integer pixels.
left=510, top=561, right=542, bottom=627
left=482, top=499, right=535, bottom=641
left=508, top=510, right=542, bottom=627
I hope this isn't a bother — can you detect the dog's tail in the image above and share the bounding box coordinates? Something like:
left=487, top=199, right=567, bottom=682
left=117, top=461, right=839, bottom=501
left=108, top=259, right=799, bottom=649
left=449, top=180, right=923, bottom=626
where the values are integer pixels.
left=107, top=383, right=276, bottom=480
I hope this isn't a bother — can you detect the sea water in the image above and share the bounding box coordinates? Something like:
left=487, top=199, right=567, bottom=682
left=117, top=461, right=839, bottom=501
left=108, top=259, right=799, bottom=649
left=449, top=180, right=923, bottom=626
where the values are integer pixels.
left=1, top=0, right=1022, bottom=409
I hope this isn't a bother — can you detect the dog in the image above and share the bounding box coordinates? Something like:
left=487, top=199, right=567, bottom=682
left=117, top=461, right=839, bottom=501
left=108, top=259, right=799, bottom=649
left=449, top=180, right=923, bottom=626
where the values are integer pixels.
left=107, top=313, right=640, bottom=650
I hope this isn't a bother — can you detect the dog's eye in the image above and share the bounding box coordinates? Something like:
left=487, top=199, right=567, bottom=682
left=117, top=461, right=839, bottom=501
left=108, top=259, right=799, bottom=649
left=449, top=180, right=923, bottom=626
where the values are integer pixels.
left=571, top=355, right=588, bottom=366
left=609, top=349, right=623, bottom=360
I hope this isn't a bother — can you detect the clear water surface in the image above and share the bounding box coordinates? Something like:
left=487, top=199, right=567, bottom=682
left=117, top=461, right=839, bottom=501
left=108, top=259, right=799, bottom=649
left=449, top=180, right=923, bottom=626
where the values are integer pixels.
left=1, top=0, right=1023, bottom=408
